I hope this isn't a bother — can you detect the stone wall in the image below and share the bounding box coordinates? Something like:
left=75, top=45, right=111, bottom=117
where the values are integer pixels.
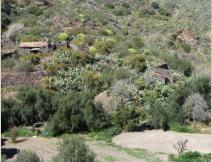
left=1, top=71, right=48, bottom=88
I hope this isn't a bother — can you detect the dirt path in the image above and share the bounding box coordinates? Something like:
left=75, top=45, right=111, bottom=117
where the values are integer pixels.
left=2, top=137, right=59, bottom=162
left=2, top=130, right=210, bottom=162
left=2, top=137, right=165, bottom=162
left=112, top=130, right=211, bottom=154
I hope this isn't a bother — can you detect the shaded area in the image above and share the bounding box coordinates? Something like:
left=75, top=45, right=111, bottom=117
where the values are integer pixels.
left=1, top=138, right=8, bottom=146
left=1, top=148, right=19, bottom=159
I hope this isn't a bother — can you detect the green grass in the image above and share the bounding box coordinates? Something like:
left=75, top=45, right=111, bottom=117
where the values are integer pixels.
left=170, top=123, right=201, bottom=133
left=94, top=142, right=163, bottom=162
left=88, top=127, right=122, bottom=143
left=103, top=155, right=116, bottom=162
left=168, top=152, right=211, bottom=162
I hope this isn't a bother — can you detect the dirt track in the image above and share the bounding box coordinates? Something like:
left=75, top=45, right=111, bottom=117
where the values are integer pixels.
left=2, top=130, right=211, bottom=162
left=112, top=130, right=211, bottom=154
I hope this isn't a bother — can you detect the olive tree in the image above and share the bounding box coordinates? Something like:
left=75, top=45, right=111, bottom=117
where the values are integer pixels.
left=183, top=93, right=208, bottom=127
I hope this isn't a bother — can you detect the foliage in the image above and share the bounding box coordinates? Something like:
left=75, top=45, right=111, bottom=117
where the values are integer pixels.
left=113, top=9, right=131, bottom=16
left=168, top=152, right=211, bottom=162
left=89, top=126, right=122, bottom=143
left=114, top=105, right=149, bottom=131
left=58, top=32, right=69, bottom=41
left=159, top=8, right=171, bottom=16
left=151, top=2, right=159, bottom=9
left=81, top=71, right=104, bottom=94
left=183, top=93, right=208, bottom=126
left=20, top=54, right=40, bottom=65
left=14, top=150, right=42, bottom=162
left=47, top=91, right=110, bottom=136
left=27, top=5, right=43, bottom=16
left=123, top=54, right=146, bottom=72
left=9, top=127, right=19, bottom=143
left=105, top=3, right=115, bottom=9
left=15, top=62, right=36, bottom=72
left=52, top=135, right=95, bottom=162
left=139, top=9, right=156, bottom=18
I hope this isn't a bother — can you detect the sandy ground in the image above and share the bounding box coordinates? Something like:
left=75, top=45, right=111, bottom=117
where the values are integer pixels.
left=2, top=137, right=59, bottom=162
left=2, top=130, right=211, bottom=162
left=112, top=130, right=211, bottom=154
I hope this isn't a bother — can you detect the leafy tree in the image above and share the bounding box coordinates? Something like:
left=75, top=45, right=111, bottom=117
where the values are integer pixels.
left=183, top=93, right=208, bottom=127
left=47, top=91, right=109, bottom=136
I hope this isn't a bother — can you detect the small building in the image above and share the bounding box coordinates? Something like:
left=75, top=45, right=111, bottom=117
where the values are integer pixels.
left=19, top=42, right=49, bottom=54
left=151, top=63, right=173, bottom=84
left=1, top=49, right=16, bottom=59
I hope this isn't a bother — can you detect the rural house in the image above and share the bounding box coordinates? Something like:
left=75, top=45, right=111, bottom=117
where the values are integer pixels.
left=1, top=49, right=16, bottom=59
left=19, top=42, right=49, bottom=54
left=151, top=63, right=173, bottom=84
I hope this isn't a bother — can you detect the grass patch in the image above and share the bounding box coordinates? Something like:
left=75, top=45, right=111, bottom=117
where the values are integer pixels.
left=2, top=127, right=36, bottom=137
left=170, top=123, right=201, bottom=133
left=168, top=152, right=211, bottom=162
left=93, top=141, right=162, bottom=162
left=88, top=127, right=122, bottom=143
left=103, top=155, right=116, bottom=162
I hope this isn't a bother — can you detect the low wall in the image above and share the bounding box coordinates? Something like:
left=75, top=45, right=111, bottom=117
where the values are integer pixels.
left=1, top=71, right=48, bottom=88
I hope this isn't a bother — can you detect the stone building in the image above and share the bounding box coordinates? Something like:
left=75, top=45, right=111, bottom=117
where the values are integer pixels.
left=151, top=63, right=173, bottom=84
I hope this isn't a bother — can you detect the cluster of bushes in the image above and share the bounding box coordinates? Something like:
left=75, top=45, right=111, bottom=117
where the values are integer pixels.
left=47, top=91, right=110, bottom=136
left=113, top=9, right=131, bottom=16
left=123, top=54, right=146, bottom=72
left=2, top=87, right=53, bottom=132
left=140, top=77, right=211, bottom=130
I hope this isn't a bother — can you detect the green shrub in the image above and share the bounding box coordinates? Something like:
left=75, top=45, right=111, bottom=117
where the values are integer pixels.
left=47, top=91, right=109, bottom=136
left=1, top=154, right=6, bottom=162
left=123, top=54, right=146, bottom=72
left=159, top=8, right=171, bottom=16
left=27, top=5, right=43, bottom=16
left=52, top=135, right=95, bottom=162
left=128, top=48, right=136, bottom=54
left=105, top=3, right=115, bottom=9
left=1, top=98, right=15, bottom=132
left=117, top=45, right=130, bottom=58
left=114, top=105, right=148, bottom=131
left=105, top=38, right=117, bottom=49
left=113, top=9, right=131, bottom=16
left=143, top=49, right=150, bottom=55
left=151, top=2, right=159, bottom=9
left=91, top=126, right=122, bottom=142
left=14, top=150, right=42, bottom=162
left=58, top=32, right=69, bottom=41
left=180, top=43, right=191, bottom=53
left=122, top=2, right=130, bottom=8
left=136, top=80, right=145, bottom=90
left=169, top=152, right=211, bottom=162
left=15, top=62, right=36, bottom=72
left=1, top=58, right=16, bottom=71
left=81, top=71, right=104, bottom=93
left=20, top=54, right=40, bottom=65
left=127, top=36, right=145, bottom=49
left=89, top=41, right=110, bottom=55
left=9, top=127, right=18, bottom=143
left=139, top=9, right=156, bottom=18
left=114, top=67, right=131, bottom=80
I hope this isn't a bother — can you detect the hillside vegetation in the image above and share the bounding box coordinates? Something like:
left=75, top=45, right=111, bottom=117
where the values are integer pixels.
left=1, top=0, right=211, bottom=160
